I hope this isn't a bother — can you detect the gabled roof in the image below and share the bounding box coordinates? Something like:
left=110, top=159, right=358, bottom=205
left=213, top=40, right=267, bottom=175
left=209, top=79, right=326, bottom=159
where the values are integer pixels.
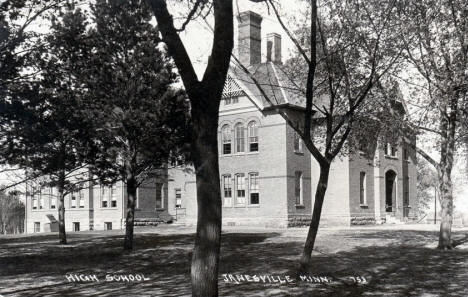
left=225, top=61, right=307, bottom=111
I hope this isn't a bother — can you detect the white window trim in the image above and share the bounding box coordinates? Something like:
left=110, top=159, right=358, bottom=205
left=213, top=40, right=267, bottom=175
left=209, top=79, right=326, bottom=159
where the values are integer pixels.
left=234, top=124, right=245, bottom=154
left=248, top=121, right=259, bottom=152
left=360, top=171, right=367, bottom=206
left=175, top=188, right=182, bottom=208
left=222, top=175, right=233, bottom=207
left=221, top=125, right=232, bottom=155
left=385, top=143, right=398, bottom=158
left=235, top=173, right=246, bottom=206
left=248, top=172, right=259, bottom=205
left=295, top=171, right=303, bottom=206
left=294, top=131, right=303, bottom=153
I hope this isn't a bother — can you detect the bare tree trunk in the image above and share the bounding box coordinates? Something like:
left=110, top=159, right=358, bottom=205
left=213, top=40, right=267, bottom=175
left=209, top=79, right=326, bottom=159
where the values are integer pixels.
left=437, top=103, right=456, bottom=249
left=124, top=174, right=137, bottom=250
left=437, top=167, right=454, bottom=249
left=57, top=170, right=67, bottom=244
left=300, top=162, right=330, bottom=268
left=190, top=98, right=222, bottom=297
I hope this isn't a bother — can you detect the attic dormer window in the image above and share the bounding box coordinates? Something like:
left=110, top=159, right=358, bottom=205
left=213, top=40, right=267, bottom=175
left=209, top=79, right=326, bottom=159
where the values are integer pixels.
left=225, top=96, right=239, bottom=105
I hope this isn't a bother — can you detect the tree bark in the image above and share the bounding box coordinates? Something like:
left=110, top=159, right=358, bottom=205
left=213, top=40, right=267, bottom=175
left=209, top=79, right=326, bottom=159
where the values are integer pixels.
left=57, top=170, right=67, bottom=244
left=190, top=99, right=222, bottom=297
left=300, top=162, right=331, bottom=268
left=437, top=159, right=455, bottom=249
left=436, top=101, right=456, bottom=249
left=124, top=175, right=137, bottom=250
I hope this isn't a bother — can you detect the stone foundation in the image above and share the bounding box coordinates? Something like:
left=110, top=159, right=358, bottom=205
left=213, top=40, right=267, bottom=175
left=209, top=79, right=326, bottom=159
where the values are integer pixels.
left=350, top=216, right=376, bottom=225
left=287, top=216, right=311, bottom=227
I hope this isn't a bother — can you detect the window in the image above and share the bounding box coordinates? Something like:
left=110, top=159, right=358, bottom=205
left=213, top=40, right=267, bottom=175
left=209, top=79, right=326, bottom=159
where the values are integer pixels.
left=235, top=123, right=245, bottom=153
left=249, top=173, right=259, bottom=205
left=49, top=188, right=56, bottom=209
left=104, top=222, right=112, bottom=230
left=295, top=171, right=303, bottom=205
left=156, top=183, right=164, bottom=209
left=73, top=222, right=80, bottom=232
left=32, top=195, right=38, bottom=210
left=248, top=121, right=258, bottom=152
left=404, top=176, right=410, bottom=201
left=136, top=189, right=139, bottom=208
left=221, top=125, right=231, bottom=154
left=223, top=175, right=232, bottom=207
left=175, top=189, right=182, bottom=208
left=403, top=147, right=409, bottom=161
left=385, top=143, right=397, bottom=157
left=101, top=186, right=108, bottom=207
left=79, top=190, right=85, bottom=208
left=235, top=173, right=246, bottom=205
left=294, top=131, right=302, bottom=153
left=71, top=195, right=77, bottom=208
left=34, top=222, right=40, bottom=233
left=39, top=190, right=43, bottom=209
left=110, top=185, right=117, bottom=207
left=225, top=97, right=239, bottom=105
left=358, top=139, right=367, bottom=152
left=360, top=172, right=367, bottom=205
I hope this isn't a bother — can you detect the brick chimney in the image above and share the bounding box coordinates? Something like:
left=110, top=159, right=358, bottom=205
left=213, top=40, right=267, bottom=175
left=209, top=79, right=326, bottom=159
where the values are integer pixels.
left=238, top=11, right=262, bottom=66
left=266, top=33, right=282, bottom=64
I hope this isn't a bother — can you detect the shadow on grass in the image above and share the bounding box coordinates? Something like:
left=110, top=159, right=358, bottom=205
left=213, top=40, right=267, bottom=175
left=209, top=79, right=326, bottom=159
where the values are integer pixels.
left=1, top=229, right=468, bottom=296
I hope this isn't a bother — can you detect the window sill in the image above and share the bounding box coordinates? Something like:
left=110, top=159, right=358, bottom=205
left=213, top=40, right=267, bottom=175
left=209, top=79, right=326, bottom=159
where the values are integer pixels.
left=294, top=151, right=304, bottom=155
left=100, top=207, right=118, bottom=209
left=360, top=204, right=369, bottom=208
left=295, top=204, right=305, bottom=209
left=246, top=151, right=259, bottom=155
left=384, top=155, right=398, bottom=160
left=220, top=151, right=259, bottom=157
left=155, top=208, right=166, bottom=211
left=234, top=205, right=247, bottom=208
left=247, top=204, right=260, bottom=208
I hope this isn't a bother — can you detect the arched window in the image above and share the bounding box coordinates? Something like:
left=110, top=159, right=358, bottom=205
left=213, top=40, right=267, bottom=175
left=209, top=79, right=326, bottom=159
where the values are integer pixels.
left=221, top=125, right=231, bottom=154
left=235, top=123, right=245, bottom=153
left=248, top=121, right=258, bottom=152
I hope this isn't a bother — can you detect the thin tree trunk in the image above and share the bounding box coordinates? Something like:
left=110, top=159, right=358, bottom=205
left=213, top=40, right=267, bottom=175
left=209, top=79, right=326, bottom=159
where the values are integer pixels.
left=437, top=101, right=456, bottom=249
left=300, top=162, right=331, bottom=268
left=190, top=101, right=222, bottom=297
left=437, top=167, right=454, bottom=249
left=124, top=175, right=137, bottom=250
left=57, top=170, right=67, bottom=244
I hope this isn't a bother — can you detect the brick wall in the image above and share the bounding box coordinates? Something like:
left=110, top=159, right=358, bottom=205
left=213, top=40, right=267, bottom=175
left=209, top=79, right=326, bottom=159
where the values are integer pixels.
left=285, top=124, right=312, bottom=226
left=348, top=152, right=376, bottom=224
left=313, top=156, right=351, bottom=226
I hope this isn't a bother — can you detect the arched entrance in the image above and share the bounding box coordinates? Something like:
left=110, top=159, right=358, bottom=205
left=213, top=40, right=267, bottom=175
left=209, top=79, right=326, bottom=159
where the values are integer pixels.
left=385, top=170, right=397, bottom=213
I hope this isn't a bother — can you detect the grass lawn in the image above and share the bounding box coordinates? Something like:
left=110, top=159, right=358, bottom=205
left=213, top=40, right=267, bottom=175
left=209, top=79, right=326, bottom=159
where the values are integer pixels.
left=1, top=224, right=468, bottom=296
